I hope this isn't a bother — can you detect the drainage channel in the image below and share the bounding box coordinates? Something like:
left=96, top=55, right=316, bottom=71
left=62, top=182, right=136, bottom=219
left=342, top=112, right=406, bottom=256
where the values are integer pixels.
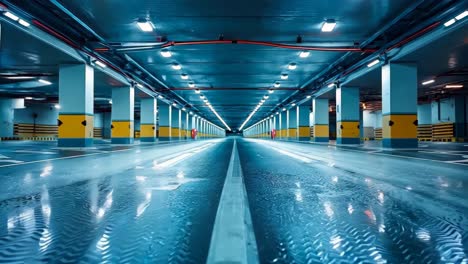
left=207, top=139, right=259, bottom=264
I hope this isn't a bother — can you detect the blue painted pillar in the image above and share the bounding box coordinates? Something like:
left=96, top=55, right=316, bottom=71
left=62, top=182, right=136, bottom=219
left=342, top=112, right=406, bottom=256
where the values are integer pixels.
left=180, top=110, right=187, bottom=140
left=111, top=86, right=134, bottom=144
left=382, top=63, right=418, bottom=148
left=298, top=105, right=310, bottom=141
left=58, top=64, right=94, bottom=147
left=200, top=118, right=205, bottom=139
left=196, top=117, right=201, bottom=139
left=312, top=98, right=329, bottom=142
left=288, top=107, right=298, bottom=140
left=280, top=111, right=287, bottom=139
left=274, top=115, right=279, bottom=139
left=189, top=115, right=195, bottom=139
left=140, top=98, right=157, bottom=142
left=184, top=111, right=190, bottom=140
left=158, top=103, right=171, bottom=141
left=170, top=107, right=180, bottom=141
left=336, top=86, right=360, bottom=144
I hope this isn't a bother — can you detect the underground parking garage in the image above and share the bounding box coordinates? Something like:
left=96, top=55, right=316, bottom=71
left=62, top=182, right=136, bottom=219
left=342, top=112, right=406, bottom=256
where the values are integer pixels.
left=0, top=1, right=468, bottom=263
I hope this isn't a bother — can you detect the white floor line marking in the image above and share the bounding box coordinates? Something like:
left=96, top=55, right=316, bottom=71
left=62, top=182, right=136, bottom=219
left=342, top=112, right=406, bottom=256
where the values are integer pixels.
left=14, top=150, right=56, bottom=154
left=445, top=159, right=468, bottom=164
left=249, top=139, right=468, bottom=167
left=0, top=141, right=218, bottom=168
left=207, top=139, right=258, bottom=264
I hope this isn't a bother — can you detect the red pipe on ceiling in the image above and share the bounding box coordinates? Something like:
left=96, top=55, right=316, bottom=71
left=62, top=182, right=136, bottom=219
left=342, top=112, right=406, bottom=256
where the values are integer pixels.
left=339, top=21, right=442, bottom=79
left=160, top=39, right=376, bottom=52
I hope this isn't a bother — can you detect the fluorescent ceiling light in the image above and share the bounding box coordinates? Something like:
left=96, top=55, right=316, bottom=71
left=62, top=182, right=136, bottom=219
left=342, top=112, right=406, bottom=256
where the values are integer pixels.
left=274, top=82, right=280, bottom=88
left=195, top=89, right=201, bottom=94
left=282, top=108, right=286, bottom=111
left=38, top=79, right=52, bottom=85
left=292, top=103, right=296, bottom=106
left=322, top=19, right=337, bottom=32
left=281, top=74, right=288, bottom=80
left=455, top=11, right=468, bottom=20
left=445, top=84, right=463, bottom=88
left=288, top=63, right=297, bottom=70
left=328, top=83, right=335, bottom=88
left=421, top=79, right=435, bottom=85
left=367, top=59, right=380, bottom=68
left=182, top=107, right=186, bottom=111
left=4, top=12, right=19, bottom=21
left=5, top=76, right=35, bottom=80
left=181, top=74, right=189, bottom=79
left=299, top=51, right=310, bottom=58
left=95, top=60, right=107, bottom=68
left=160, top=50, right=172, bottom=57
left=268, top=89, right=274, bottom=94
left=137, top=19, right=153, bottom=32
left=109, top=99, right=112, bottom=104
left=172, top=103, right=177, bottom=107
left=189, top=111, right=193, bottom=115
left=25, top=97, right=33, bottom=100
left=188, top=82, right=195, bottom=88
left=158, top=94, right=163, bottom=99
left=18, top=19, right=30, bottom=27
left=306, top=95, right=312, bottom=99
left=444, top=19, right=456, bottom=27
left=172, top=64, right=182, bottom=70
left=54, top=104, right=61, bottom=109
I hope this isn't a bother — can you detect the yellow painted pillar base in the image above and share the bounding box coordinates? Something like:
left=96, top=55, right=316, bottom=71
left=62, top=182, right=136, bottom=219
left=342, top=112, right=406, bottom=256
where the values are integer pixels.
left=58, top=114, right=94, bottom=147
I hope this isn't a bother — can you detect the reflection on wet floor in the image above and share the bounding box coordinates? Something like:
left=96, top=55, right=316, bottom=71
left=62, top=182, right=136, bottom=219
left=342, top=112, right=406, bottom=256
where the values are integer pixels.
left=0, top=140, right=232, bottom=263
left=1, top=138, right=468, bottom=263
left=238, top=139, right=468, bottom=263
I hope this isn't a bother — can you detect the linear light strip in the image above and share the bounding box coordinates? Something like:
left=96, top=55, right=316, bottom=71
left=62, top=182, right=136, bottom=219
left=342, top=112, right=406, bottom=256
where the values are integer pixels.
left=206, top=101, right=231, bottom=131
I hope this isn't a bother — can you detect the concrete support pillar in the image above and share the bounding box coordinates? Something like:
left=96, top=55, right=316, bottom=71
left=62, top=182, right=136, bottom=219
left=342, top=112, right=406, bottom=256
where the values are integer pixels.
left=312, top=98, right=329, bottom=142
left=382, top=63, right=418, bottom=148
left=298, top=105, right=310, bottom=141
left=200, top=119, right=205, bottom=139
left=274, top=115, right=279, bottom=139
left=185, top=111, right=190, bottom=140
left=336, top=86, right=360, bottom=144
left=198, top=117, right=203, bottom=139
left=189, top=115, right=195, bottom=139
left=180, top=110, right=186, bottom=140
left=288, top=107, right=298, bottom=140
left=280, top=111, right=287, bottom=139
left=170, top=108, right=180, bottom=141
left=58, top=64, right=94, bottom=147
left=111, top=86, right=134, bottom=144
left=140, top=98, right=157, bottom=142
left=159, top=103, right=171, bottom=141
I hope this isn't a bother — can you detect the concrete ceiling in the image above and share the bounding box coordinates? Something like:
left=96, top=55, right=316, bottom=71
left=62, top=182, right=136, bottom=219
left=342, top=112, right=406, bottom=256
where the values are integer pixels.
left=1, top=0, right=467, bottom=130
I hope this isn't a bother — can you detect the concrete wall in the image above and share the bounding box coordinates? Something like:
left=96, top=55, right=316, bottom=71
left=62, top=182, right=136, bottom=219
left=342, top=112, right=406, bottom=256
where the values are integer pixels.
left=363, top=110, right=376, bottom=138
left=102, top=112, right=112, bottom=139
left=417, top=104, right=431, bottom=125
left=14, top=104, right=59, bottom=126
left=432, top=98, right=455, bottom=124
left=375, top=110, right=382, bottom=128
left=1, top=98, right=25, bottom=137
left=95, top=113, right=104, bottom=128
